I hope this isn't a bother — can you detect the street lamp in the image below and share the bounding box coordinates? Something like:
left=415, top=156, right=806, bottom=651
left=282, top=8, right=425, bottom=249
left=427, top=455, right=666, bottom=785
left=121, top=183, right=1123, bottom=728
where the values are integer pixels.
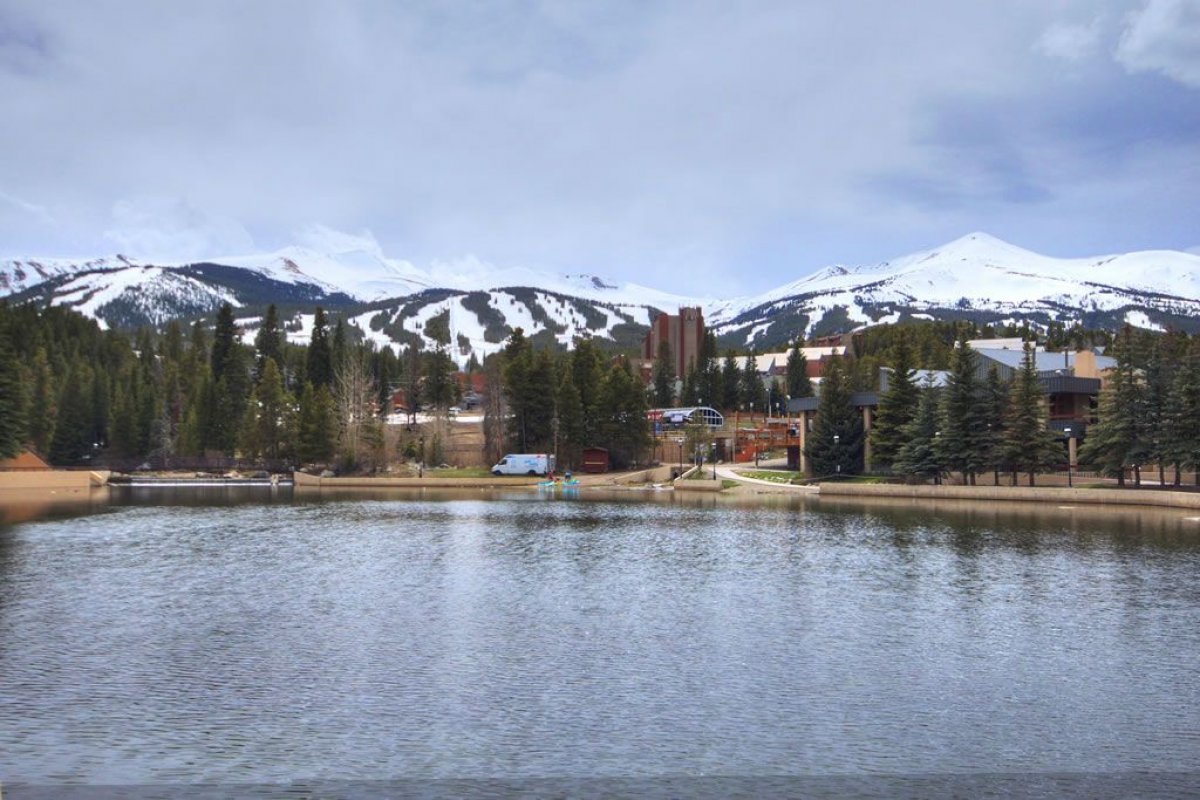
left=833, top=433, right=840, bottom=476
left=1064, top=426, right=1073, bottom=488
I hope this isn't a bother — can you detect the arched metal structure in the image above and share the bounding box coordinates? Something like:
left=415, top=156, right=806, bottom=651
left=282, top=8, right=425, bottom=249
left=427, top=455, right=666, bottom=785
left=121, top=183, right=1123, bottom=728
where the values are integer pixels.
left=647, top=406, right=725, bottom=430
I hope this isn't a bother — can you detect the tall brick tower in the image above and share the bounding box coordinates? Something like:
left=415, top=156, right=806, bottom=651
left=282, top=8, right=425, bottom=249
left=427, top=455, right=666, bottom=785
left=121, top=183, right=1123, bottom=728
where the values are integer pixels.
left=642, top=306, right=705, bottom=377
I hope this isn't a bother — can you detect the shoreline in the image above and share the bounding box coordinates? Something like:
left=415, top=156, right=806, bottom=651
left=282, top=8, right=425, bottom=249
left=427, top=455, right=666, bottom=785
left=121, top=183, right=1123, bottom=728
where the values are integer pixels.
left=815, top=481, right=1200, bottom=511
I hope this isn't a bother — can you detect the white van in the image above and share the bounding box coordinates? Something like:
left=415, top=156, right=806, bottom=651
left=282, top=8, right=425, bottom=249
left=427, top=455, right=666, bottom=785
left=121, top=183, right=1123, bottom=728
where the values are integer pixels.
left=491, top=453, right=555, bottom=476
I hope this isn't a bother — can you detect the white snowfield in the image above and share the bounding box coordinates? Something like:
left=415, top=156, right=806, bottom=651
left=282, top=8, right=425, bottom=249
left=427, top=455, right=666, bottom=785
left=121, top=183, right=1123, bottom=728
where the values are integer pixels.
left=705, top=232, right=1200, bottom=344
left=5, top=231, right=1199, bottom=351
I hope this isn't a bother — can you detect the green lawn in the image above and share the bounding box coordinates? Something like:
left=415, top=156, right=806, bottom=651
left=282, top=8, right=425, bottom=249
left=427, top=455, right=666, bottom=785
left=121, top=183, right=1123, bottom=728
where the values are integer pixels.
left=738, top=470, right=805, bottom=485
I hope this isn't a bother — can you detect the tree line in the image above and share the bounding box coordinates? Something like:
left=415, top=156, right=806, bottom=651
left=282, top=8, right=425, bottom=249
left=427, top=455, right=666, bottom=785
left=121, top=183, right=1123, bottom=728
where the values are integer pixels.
left=804, top=324, right=1200, bottom=487
left=0, top=301, right=459, bottom=469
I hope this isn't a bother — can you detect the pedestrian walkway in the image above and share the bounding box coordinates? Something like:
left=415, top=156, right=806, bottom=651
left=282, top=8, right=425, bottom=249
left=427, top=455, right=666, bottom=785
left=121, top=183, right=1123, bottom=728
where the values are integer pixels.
left=713, top=463, right=818, bottom=492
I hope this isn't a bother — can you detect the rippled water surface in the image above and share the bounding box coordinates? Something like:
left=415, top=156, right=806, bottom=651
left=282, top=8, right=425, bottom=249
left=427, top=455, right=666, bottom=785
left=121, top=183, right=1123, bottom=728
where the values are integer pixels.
left=2, top=488, right=1200, bottom=791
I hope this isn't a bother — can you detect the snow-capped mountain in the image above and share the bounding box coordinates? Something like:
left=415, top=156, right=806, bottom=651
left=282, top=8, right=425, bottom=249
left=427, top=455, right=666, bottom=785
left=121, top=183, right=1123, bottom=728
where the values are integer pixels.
left=708, top=232, right=1200, bottom=347
left=5, top=232, right=1200, bottom=362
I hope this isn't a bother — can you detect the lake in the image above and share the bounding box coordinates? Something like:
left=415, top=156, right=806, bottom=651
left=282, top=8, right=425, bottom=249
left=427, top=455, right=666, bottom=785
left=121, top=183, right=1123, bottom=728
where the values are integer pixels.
left=2, top=486, right=1199, bottom=797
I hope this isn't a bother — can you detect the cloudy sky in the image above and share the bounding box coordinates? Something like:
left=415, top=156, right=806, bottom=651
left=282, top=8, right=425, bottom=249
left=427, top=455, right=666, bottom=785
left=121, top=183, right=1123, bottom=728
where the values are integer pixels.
left=1, top=0, right=1197, bottom=293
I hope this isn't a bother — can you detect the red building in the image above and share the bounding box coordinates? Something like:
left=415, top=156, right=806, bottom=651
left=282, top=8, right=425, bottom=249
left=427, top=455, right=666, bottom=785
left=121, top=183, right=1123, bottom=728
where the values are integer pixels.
left=641, top=306, right=705, bottom=377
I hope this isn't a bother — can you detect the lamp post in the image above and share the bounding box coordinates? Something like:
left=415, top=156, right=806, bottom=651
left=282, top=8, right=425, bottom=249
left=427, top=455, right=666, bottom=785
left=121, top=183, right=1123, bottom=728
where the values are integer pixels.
left=833, top=433, right=840, bottom=476
left=711, top=442, right=717, bottom=480
left=1065, top=426, right=1073, bottom=488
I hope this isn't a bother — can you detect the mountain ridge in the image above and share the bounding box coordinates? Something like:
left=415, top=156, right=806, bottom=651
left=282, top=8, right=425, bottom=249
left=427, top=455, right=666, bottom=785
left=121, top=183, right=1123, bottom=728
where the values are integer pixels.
left=4, top=232, right=1200, bottom=360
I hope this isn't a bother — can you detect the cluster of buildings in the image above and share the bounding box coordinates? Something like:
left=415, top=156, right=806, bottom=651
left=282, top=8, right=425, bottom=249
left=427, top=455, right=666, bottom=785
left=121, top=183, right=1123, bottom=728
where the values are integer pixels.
left=639, top=307, right=1116, bottom=473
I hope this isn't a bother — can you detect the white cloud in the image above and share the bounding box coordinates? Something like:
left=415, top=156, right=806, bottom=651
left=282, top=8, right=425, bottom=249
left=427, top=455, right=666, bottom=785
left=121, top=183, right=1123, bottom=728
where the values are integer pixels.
left=104, top=197, right=254, bottom=262
left=1116, top=0, right=1200, bottom=87
left=1038, top=19, right=1104, bottom=62
left=294, top=224, right=384, bottom=257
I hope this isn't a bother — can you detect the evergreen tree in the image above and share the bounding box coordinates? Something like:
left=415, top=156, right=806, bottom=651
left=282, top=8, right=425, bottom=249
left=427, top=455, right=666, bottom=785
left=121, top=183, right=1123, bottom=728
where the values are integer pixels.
left=306, top=307, right=333, bottom=390
left=893, top=379, right=944, bottom=483
left=422, top=347, right=456, bottom=410
left=869, top=334, right=918, bottom=470
left=679, top=362, right=699, bottom=407
left=332, top=317, right=349, bottom=378
left=375, top=348, right=394, bottom=416
left=254, top=304, right=284, bottom=381
left=524, top=349, right=557, bottom=452
left=570, top=339, right=606, bottom=447
left=1165, top=335, right=1200, bottom=485
left=26, top=347, right=57, bottom=456
left=108, top=376, right=140, bottom=458
left=1079, top=326, right=1145, bottom=486
left=557, top=366, right=584, bottom=469
left=162, top=319, right=184, bottom=364
left=296, top=382, right=337, bottom=464
left=804, top=357, right=864, bottom=476
left=502, top=329, right=559, bottom=451
left=238, top=387, right=262, bottom=461
left=980, top=364, right=1010, bottom=483
left=210, top=303, right=237, bottom=382
left=652, top=340, right=676, bottom=407
left=740, top=351, right=766, bottom=411
left=698, top=331, right=722, bottom=407
left=1141, top=334, right=1173, bottom=484
left=936, top=337, right=986, bottom=484
left=720, top=351, right=740, bottom=410
left=254, top=358, right=293, bottom=461
left=786, top=338, right=813, bottom=398
left=1003, top=343, right=1062, bottom=486
left=48, top=367, right=92, bottom=465
left=598, top=359, right=650, bottom=468
left=402, top=341, right=422, bottom=423
left=0, top=332, right=29, bottom=459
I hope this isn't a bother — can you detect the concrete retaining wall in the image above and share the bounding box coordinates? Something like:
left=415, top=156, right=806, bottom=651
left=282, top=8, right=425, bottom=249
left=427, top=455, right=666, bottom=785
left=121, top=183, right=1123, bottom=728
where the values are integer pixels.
left=673, top=465, right=723, bottom=492
left=0, top=470, right=110, bottom=490
left=817, top=482, right=1200, bottom=510
left=293, top=471, right=540, bottom=489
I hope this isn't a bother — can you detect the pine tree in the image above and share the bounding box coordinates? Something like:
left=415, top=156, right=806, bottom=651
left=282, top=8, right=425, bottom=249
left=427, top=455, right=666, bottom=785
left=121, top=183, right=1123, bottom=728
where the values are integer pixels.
left=698, top=331, right=722, bottom=407
left=652, top=340, right=676, bottom=407
left=1141, top=334, right=1173, bottom=484
left=255, top=358, right=293, bottom=461
left=720, top=351, right=740, bottom=410
left=210, top=303, right=237, bottom=383
left=296, top=382, right=337, bottom=464
left=402, top=342, right=422, bottom=424
left=804, top=357, right=864, bottom=476
left=571, top=339, right=605, bottom=447
left=254, top=304, right=284, bottom=381
left=332, top=318, right=349, bottom=378
left=47, top=367, right=92, bottom=465
left=1079, top=326, right=1145, bottom=486
left=786, top=338, right=813, bottom=398
left=980, top=364, right=1010, bottom=483
left=1164, top=335, right=1200, bottom=485
left=740, top=351, right=765, bottom=411
left=26, top=347, right=57, bottom=456
left=893, top=379, right=943, bottom=483
left=557, top=366, right=584, bottom=469
left=1003, top=343, right=1062, bottom=486
left=869, top=334, right=918, bottom=470
left=306, top=307, right=333, bottom=390
left=936, top=337, right=986, bottom=484
left=422, top=346, right=456, bottom=410
left=598, top=359, right=649, bottom=468
left=0, top=332, right=29, bottom=459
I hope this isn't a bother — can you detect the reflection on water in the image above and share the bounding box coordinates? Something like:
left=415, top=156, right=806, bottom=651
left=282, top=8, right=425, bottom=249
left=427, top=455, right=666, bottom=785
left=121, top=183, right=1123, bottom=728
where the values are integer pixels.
left=1, top=486, right=1199, bottom=788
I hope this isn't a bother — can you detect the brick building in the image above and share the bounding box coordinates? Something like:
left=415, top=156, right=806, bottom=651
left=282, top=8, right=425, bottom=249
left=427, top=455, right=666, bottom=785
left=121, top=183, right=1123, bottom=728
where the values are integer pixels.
left=641, top=306, right=705, bottom=377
